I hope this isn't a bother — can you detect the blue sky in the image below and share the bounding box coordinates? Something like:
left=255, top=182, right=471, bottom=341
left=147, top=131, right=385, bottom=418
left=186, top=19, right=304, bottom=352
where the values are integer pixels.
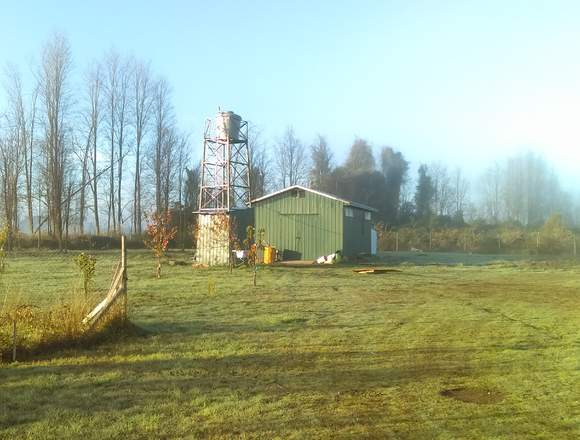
left=1, top=0, right=579, bottom=188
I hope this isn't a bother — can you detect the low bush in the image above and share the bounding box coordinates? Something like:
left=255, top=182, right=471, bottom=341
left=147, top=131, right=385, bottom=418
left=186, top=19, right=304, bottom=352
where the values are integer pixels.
left=539, top=214, right=575, bottom=255
left=73, top=253, right=97, bottom=297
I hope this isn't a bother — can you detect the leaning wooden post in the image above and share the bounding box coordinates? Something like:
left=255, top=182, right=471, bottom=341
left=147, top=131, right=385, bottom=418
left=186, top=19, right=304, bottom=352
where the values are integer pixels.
left=121, top=235, right=128, bottom=321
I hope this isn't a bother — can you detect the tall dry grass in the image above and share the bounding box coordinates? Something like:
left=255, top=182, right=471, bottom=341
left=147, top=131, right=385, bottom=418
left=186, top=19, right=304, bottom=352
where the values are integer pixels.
left=0, top=289, right=126, bottom=362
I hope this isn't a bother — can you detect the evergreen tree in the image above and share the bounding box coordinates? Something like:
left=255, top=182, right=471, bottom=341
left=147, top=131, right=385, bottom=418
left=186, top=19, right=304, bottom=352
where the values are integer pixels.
left=183, top=165, right=200, bottom=210
left=309, top=135, right=333, bottom=192
left=344, top=138, right=375, bottom=174
left=415, top=165, right=435, bottom=222
left=380, top=147, right=409, bottom=224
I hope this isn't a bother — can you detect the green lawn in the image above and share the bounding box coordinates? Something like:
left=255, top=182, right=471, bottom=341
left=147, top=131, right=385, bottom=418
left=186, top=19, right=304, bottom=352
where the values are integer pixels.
left=1, top=250, right=579, bottom=439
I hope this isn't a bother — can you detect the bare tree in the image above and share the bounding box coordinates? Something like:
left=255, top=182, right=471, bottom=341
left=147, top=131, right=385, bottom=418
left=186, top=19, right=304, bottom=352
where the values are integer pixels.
left=0, top=39, right=200, bottom=247
left=573, top=194, right=580, bottom=228
left=115, top=58, right=131, bottom=233
left=480, top=162, right=502, bottom=223
left=103, top=50, right=132, bottom=233
left=475, top=153, right=571, bottom=227
left=77, top=63, right=102, bottom=234
left=0, top=120, right=22, bottom=249
left=72, top=132, right=89, bottom=234
left=274, top=126, right=308, bottom=188
left=63, top=180, right=73, bottom=245
left=130, top=60, right=153, bottom=235
left=103, top=51, right=118, bottom=232
left=84, top=62, right=103, bottom=234
left=160, top=127, right=180, bottom=212
left=451, top=167, right=469, bottom=220
left=151, top=78, right=174, bottom=213
left=248, top=124, right=269, bottom=198
left=175, top=133, right=190, bottom=209
left=3, top=66, right=38, bottom=236
left=37, top=33, right=72, bottom=250
left=500, top=152, right=565, bottom=227
left=429, top=162, right=452, bottom=216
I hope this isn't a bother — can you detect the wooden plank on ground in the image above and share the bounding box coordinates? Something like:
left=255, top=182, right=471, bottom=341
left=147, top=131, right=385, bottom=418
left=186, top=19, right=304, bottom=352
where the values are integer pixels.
left=353, top=268, right=402, bottom=274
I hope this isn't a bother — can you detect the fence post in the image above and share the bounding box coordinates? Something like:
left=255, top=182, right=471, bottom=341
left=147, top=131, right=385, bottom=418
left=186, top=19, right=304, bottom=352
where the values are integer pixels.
left=121, top=235, right=128, bottom=321
left=429, top=230, right=432, bottom=251
left=12, top=318, right=17, bottom=362
left=253, top=264, right=257, bottom=287
left=574, top=235, right=577, bottom=258
left=536, top=232, right=540, bottom=250
left=395, top=232, right=399, bottom=252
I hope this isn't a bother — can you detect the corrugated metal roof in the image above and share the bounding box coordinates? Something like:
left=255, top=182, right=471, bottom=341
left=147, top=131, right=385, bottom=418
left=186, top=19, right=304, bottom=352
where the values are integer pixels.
left=251, top=185, right=378, bottom=212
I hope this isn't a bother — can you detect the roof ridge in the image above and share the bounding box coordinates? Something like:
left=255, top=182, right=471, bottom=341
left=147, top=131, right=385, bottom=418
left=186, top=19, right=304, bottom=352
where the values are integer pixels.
left=251, top=185, right=377, bottom=212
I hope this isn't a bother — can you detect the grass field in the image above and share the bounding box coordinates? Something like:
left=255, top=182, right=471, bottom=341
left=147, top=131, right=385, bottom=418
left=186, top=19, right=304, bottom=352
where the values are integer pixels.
left=1, top=250, right=579, bottom=439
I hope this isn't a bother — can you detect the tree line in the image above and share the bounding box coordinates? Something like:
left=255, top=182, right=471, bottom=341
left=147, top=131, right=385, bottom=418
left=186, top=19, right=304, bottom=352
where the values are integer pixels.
left=267, top=127, right=579, bottom=230
left=1, top=34, right=578, bottom=251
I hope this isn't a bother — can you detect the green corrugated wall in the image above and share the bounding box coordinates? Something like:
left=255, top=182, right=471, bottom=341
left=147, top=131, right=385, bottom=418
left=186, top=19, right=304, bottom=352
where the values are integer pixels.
left=253, top=190, right=343, bottom=260
left=343, top=207, right=372, bottom=256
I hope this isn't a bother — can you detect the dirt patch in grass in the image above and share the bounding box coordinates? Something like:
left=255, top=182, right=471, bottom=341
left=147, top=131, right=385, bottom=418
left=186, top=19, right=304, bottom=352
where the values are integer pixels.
left=440, top=387, right=505, bottom=404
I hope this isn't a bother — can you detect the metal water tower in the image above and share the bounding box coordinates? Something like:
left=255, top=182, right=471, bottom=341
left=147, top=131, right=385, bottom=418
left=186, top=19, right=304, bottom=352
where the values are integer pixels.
left=199, top=111, right=251, bottom=211
left=196, top=111, right=251, bottom=265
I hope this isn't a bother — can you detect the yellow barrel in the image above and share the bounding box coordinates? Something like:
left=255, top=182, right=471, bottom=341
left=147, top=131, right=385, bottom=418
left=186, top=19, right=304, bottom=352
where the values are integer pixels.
left=264, top=246, right=274, bottom=264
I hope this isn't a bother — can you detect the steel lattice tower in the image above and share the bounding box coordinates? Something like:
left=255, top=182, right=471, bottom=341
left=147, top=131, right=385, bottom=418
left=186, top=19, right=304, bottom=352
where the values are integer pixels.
left=199, top=112, right=251, bottom=211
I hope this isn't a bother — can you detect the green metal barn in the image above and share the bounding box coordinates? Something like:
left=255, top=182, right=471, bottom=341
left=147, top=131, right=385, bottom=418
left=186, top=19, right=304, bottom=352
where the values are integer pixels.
left=251, top=185, right=377, bottom=260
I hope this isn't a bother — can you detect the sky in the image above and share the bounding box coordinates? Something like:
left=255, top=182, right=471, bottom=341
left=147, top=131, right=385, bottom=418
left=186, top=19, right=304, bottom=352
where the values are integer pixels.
left=1, top=0, right=579, bottom=189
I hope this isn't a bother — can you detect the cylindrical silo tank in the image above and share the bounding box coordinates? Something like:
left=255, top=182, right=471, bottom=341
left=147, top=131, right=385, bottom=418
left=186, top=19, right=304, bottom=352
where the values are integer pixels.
left=216, top=111, right=242, bottom=141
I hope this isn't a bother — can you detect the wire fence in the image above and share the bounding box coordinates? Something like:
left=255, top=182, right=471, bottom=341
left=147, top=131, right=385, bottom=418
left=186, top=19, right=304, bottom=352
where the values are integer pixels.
left=0, top=237, right=128, bottom=362
left=378, top=227, right=578, bottom=257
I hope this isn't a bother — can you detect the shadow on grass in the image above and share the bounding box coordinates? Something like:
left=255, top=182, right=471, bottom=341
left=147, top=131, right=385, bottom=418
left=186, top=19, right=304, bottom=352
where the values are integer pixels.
left=3, top=328, right=578, bottom=437
left=0, top=320, right=148, bottom=363
left=2, top=348, right=570, bottom=432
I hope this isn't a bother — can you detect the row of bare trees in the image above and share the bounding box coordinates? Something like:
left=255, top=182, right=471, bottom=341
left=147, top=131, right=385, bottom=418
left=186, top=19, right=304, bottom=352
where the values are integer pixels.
left=0, top=34, right=192, bottom=249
